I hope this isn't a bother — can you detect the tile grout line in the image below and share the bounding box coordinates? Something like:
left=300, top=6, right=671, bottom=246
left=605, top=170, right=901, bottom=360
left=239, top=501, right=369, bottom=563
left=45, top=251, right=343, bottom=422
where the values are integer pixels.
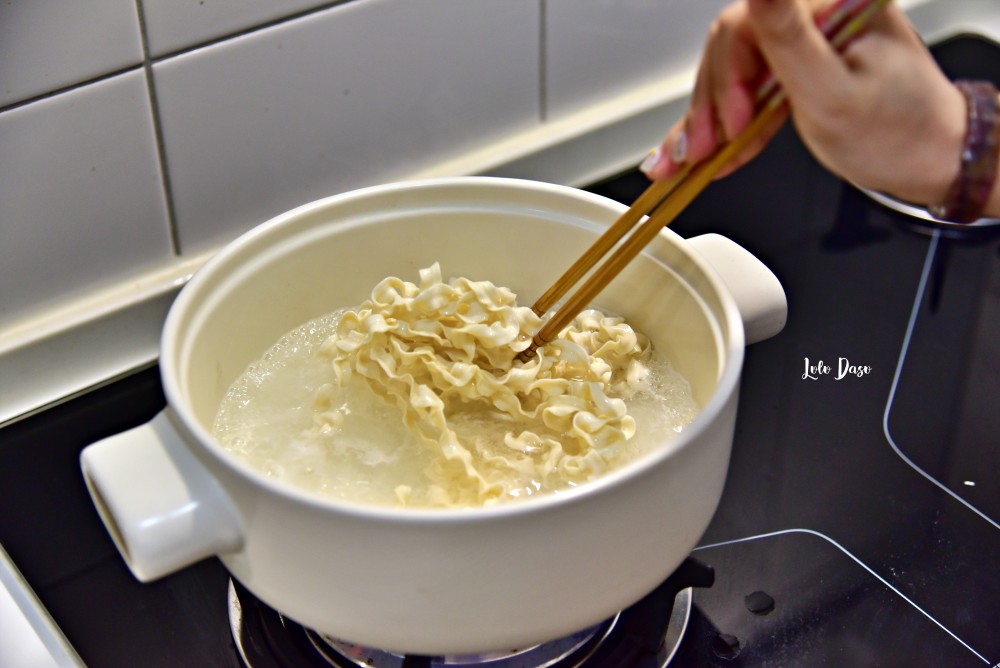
left=0, top=66, right=143, bottom=115
left=135, top=0, right=182, bottom=257
left=149, top=0, right=356, bottom=62
left=0, top=1, right=358, bottom=116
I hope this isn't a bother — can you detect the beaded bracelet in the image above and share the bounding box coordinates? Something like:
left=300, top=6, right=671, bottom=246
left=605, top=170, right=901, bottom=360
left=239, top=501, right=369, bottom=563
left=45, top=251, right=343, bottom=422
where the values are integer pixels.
left=929, top=81, right=1000, bottom=224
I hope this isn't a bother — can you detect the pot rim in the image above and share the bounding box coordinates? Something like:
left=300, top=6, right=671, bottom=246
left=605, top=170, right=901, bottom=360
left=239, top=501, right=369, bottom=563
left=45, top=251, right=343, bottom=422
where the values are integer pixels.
left=160, top=176, right=745, bottom=523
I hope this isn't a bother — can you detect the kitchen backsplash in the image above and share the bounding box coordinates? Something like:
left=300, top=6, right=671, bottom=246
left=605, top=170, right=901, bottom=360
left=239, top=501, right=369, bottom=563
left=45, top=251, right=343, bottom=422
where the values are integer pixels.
left=0, top=0, right=735, bottom=331
left=0, top=0, right=994, bottom=422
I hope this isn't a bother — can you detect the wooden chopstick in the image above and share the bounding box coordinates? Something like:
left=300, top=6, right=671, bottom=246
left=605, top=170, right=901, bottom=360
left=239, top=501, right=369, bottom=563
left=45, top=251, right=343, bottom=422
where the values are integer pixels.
left=519, top=0, right=891, bottom=362
left=520, top=95, right=788, bottom=362
left=532, top=0, right=884, bottom=322
left=528, top=0, right=881, bottom=319
left=528, top=169, right=689, bottom=317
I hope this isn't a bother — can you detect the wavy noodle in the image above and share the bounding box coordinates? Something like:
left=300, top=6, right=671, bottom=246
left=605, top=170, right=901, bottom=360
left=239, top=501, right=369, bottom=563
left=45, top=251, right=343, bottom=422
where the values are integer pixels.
left=316, top=263, right=653, bottom=507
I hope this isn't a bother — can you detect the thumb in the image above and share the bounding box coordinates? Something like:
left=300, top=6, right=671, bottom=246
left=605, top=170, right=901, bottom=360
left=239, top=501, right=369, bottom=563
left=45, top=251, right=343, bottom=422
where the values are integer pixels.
left=746, top=0, right=846, bottom=99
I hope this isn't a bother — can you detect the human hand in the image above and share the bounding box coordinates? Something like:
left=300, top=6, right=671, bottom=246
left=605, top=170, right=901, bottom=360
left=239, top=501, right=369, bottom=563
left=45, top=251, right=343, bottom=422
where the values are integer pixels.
left=640, top=0, right=968, bottom=210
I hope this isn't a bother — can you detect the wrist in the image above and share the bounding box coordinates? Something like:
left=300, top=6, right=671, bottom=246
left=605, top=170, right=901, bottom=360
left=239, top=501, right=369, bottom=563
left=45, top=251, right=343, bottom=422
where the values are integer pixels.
left=928, top=82, right=1000, bottom=223
left=985, top=112, right=1000, bottom=218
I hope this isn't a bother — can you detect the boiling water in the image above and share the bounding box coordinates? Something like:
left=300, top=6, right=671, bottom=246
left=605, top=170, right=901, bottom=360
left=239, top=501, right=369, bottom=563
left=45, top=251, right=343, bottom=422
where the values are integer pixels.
left=212, top=310, right=700, bottom=507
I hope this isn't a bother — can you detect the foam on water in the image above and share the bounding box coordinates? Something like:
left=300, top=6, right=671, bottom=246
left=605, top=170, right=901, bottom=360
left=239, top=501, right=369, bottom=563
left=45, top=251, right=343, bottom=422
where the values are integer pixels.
left=212, top=310, right=699, bottom=508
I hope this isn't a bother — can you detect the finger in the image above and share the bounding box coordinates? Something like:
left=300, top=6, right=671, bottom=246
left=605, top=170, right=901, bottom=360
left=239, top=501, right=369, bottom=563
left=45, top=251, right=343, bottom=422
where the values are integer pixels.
left=643, top=1, right=779, bottom=181
left=708, top=13, right=767, bottom=141
left=644, top=98, right=788, bottom=182
left=641, top=34, right=723, bottom=180
left=685, top=37, right=725, bottom=165
left=640, top=122, right=685, bottom=180
left=713, top=104, right=789, bottom=178
left=839, top=2, right=920, bottom=70
left=746, top=0, right=850, bottom=102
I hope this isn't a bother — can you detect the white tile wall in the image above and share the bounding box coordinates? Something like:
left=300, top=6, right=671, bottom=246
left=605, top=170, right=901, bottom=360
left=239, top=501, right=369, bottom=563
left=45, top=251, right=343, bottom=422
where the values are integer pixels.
left=0, top=0, right=143, bottom=106
left=544, top=0, right=731, bottom=121
left=0, top=70, right=172, bottom=327
left=140, top=0, right=331, bottom=57
left=153, top=0, right=540, bottom=253
left=0, top=0, right=990, bottom=420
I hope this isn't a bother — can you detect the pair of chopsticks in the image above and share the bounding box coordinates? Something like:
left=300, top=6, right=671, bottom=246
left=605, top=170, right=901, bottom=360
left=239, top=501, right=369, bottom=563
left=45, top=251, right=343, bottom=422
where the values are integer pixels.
left=518, top=0, right=891, bottom=362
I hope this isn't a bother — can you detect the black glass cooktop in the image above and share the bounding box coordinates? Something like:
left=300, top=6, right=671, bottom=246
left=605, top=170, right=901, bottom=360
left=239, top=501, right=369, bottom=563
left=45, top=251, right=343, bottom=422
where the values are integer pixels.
left=1, top=34, right=998, bottom=668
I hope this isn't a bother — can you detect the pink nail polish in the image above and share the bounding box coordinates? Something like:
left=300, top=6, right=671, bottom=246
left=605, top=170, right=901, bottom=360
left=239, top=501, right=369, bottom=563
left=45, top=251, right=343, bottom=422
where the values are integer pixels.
left=672, top=130, right=689, bottom=165
left=639, top=147, right=663, bottom=176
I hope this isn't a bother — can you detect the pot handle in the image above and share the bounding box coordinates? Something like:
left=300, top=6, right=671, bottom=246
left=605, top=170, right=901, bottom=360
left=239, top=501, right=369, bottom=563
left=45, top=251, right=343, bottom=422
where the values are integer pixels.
left=687, top=233, right=787, bottom=344
left=79, top=411, right=244, bottom=582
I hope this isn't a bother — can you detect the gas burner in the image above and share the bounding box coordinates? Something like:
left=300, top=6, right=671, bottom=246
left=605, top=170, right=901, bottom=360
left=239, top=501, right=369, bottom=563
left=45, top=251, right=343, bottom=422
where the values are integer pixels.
left=228, top=558, right=714, bottom=668
left=311, top=618, right=615, bottom=668
left=859, top=187, right=1000, bottom=239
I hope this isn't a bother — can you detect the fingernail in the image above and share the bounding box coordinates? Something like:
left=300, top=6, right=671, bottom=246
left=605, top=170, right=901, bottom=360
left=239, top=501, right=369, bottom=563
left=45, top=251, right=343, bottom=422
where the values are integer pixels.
left=672, top=130, right=689, bottom=164
left=639, top=146, right=662, bottom=176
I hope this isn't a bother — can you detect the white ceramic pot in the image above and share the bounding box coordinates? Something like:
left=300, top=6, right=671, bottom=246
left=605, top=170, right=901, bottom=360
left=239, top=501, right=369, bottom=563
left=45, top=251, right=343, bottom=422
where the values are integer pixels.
left=80, top=177, right=786, bottom=655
